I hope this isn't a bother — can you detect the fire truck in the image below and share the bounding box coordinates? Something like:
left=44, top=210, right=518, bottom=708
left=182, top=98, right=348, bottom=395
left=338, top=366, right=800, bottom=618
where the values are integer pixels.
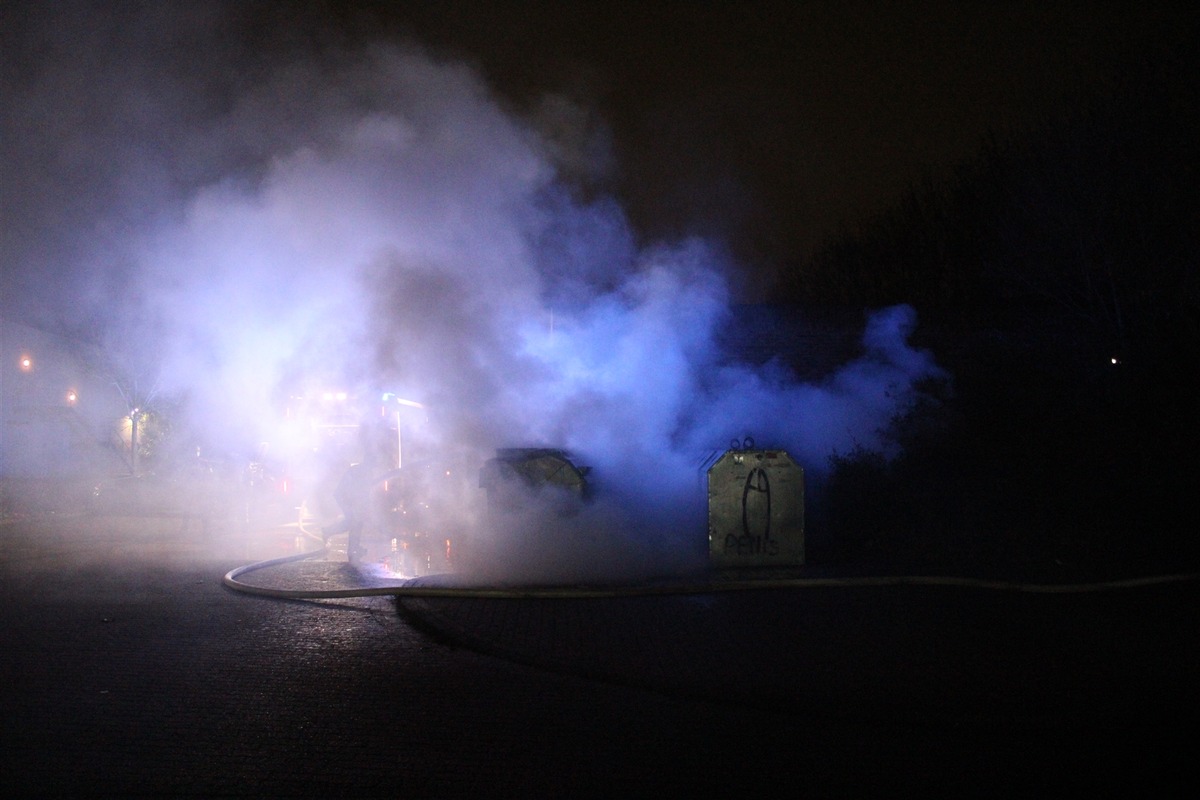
left=251, top=388, right=602, bottom=576
left=251, top=388, right=472, bottom=575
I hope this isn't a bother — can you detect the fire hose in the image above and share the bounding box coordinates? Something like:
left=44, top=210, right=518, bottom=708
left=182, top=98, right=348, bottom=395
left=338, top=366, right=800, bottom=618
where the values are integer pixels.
left=223, top=548, right=1200, bottom=601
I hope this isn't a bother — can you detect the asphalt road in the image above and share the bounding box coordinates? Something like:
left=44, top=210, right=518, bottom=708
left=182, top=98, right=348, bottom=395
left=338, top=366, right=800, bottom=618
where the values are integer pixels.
left=2, top=512, right=1197, bottom=797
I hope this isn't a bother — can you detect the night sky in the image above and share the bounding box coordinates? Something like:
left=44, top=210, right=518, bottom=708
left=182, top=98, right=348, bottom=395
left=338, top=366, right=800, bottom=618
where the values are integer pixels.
left=300, top=1, right=1195, bottom=286
left=3, top=1, right=1193, bottom=312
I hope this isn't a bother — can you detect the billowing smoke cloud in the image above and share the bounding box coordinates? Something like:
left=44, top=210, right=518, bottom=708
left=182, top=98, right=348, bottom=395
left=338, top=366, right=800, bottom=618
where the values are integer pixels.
left=3, top=6, right=943, bottom=579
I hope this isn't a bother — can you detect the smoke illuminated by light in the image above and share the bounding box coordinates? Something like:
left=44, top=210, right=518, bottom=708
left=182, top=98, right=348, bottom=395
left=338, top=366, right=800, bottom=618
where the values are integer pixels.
left=4, top=13, right=944, bottom=579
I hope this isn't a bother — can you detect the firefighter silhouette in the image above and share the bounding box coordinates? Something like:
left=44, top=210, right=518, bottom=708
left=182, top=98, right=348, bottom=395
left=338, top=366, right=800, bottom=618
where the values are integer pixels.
left=322, top=462, right=371, bottom=563
left=323, top=421, right=391, bottom=564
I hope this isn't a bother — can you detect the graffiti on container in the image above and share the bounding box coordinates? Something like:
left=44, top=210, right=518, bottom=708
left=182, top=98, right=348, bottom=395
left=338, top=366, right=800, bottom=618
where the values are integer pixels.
left=725, top=466, right=778, bottom=556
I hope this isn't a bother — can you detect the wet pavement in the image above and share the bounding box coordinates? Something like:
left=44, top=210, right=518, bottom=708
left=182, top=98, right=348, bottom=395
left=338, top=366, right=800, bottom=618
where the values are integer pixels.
left=2, top=512, right=1198, bottom=796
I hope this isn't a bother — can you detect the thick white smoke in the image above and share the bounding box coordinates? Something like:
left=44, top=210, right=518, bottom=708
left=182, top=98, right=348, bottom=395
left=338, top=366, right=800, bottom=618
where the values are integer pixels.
left=5, top=15, right=943, bottom=579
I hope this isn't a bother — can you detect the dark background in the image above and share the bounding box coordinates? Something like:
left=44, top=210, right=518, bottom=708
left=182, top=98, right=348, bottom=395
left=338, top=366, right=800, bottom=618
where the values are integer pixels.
left=4, top=1, right=1195, bottom=302
left=211, top=1, right=1199, bottom=290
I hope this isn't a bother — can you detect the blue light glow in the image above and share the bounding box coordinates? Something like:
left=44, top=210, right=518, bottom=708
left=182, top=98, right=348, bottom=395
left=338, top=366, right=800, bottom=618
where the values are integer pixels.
left=43, top=43, right=944, bottom=578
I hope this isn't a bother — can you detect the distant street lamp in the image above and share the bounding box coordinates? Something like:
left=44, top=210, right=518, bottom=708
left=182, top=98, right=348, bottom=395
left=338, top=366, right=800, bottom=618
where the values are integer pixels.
left=129, top=407, right=140, bottom=475
left=382, top=393, right=425, bottom=469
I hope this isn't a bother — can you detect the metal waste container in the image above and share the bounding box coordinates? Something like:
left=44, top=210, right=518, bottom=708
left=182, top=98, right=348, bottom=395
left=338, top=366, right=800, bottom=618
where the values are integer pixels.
left=479, top=448, right=590, bottom=515
left=706, top=447, right=805, bottom=567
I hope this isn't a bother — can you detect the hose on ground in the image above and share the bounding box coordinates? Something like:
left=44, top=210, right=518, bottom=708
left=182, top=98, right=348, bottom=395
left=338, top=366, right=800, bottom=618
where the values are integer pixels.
left=223, top=549, right=1200, bottom=601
